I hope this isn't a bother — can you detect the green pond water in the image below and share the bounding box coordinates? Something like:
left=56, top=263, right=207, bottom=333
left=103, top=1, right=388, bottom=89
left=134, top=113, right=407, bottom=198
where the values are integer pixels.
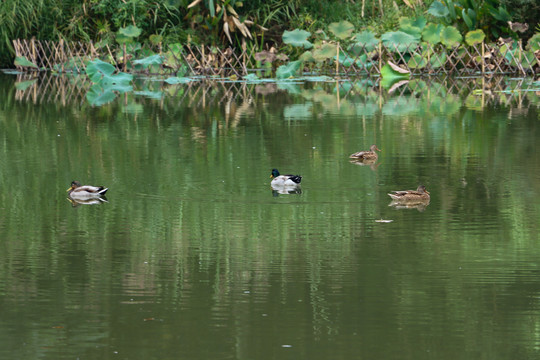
left=1, top=73, right=540, bottom=359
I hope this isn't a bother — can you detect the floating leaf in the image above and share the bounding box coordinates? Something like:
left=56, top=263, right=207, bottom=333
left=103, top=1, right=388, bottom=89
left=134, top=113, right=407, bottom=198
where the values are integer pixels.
left=276, top=60, right=303, bottom=79
left=465, top=29, right=485, bottom=46
left=427, top=1, right=449, bottom=17
left=242, top=73, right=259, bottom=81
left=328, top=20, right=355, bottom=40
left=14, top=56, right=38, bottom=69
left=282, top=29, right=313, bottom=49
left=381, top=31, right=419, bottom=52
left=86, top=59, right=115, bottom=82
left=350, top=31, right=379, bottom=53
left=422, top=23, right=443, bottom=44
left=312, top=43, right=338, bottom=62
left=440, top=26, right=462, bottom=48
left=164, top=77, right=194, bottom=84
left=119, top=25, right=142, bottom=38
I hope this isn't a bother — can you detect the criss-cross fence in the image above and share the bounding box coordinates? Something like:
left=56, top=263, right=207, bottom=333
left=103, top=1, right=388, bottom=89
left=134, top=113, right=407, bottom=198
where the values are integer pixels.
left=12, top=38, right=540, bottom=77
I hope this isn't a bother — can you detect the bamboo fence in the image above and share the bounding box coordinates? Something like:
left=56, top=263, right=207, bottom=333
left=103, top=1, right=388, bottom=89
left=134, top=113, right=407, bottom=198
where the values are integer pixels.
left=12, top=38, right=540, bottom=77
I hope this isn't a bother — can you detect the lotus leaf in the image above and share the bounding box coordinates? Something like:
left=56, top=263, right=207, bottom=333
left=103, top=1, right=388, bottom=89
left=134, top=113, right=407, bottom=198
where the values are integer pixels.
left=276, top=60, right=303, bottom=79
left=299, top=51, right=316, bottom=63
left=313, top=43, right=338, bottom=62
left=399, top=17, right=426, bottom=39
left=86, top=59, right=115, bottom=82
left=243, top=74, right=259, bottom=81
left=350, top=31, right=379, bottom=53
left=119, top=25, right=142, bottom=38
left=422, top=23, right=443, bottom=44
left=441, top=26, right=462, bottom=48
left=133, top=55, right=164, bottom=67
left=334, top=52, right=355, bottom=67
left=282, top=29, right=313, bottom=49
left=381, top=31, right=419, bottom=52
left=328, top=20, right=355, bottom=40
left=14, top=56, right=38, bottom=69
left=427, top=1, right=449, bottom=17
left=465, top=29, right=485, bottom=46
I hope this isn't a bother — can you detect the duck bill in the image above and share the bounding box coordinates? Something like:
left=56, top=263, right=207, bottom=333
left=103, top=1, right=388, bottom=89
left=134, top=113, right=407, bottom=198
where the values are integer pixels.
left=66, top=186, right=73, bottom=192
left=270, top=175, right=274, bottom=179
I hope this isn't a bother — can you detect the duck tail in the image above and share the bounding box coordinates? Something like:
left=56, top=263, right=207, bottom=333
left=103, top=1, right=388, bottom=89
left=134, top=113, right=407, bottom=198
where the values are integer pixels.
left=290, top=175, right=302, bottom=184
left=98, top=187, right=108, bottom=195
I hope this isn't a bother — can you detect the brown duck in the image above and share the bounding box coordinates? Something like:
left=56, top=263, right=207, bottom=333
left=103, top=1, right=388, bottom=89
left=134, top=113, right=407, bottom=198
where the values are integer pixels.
left=349, top=144, right=381, bottom=161
left=388, top=185, right=430, bottom=203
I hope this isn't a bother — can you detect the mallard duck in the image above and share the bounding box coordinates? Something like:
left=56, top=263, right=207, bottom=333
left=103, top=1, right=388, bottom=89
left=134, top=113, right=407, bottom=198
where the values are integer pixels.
left=388, top=185, right=430, bottom=202
left=67, top=181, right=108, bottom=198
left=349, top=144, right=381, bottom=161
left=270, top=169, right=302, bottom=187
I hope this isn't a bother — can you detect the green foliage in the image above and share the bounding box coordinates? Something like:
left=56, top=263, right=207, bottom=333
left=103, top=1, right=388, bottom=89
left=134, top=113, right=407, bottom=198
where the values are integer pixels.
left=14, top=56, right=38, bottom=69
left=527, top=33, right=540, bottom=52
left=328, top=20, right=355, bottom=40
left=282, top=29, right=313, bottom=49
left=381, top=31, right=419, bottom=52
left=276, top=60, right=303, bottom=79
left=440, top=26, right=462, bottom=48
left=465, top=29, right=486, bottom=46
left=350, top=31, right=379, bottom=53
left=422, top=23, right=444, bottom=44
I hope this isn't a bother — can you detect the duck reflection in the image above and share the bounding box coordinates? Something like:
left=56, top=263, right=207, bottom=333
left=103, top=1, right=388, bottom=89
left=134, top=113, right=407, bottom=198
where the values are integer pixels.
left=388, top=200, right=429, bottom=212
left=271, top=185, right=302, bottom=196
left=349, top=158, right=380, bottom=170
left=67, top=196, right=108, bottom=207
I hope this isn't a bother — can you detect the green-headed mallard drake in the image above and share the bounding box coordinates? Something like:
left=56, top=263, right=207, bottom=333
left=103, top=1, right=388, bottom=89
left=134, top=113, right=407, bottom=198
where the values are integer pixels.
left=388, top=185, right=430, bottom=202
left=67, top=181, right=108, bottom=198
left=270, top=169, right=302, bottom=187
left=349, top=144, right=381, bottom=161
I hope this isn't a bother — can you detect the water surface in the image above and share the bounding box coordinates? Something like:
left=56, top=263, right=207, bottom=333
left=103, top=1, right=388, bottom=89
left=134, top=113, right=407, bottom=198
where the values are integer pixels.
left=1, top=73, right=540, bottom=359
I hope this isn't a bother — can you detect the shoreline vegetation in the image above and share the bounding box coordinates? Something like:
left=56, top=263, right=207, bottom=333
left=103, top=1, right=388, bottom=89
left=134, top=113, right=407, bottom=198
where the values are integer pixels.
left=3, top=1, right=539, bottom=81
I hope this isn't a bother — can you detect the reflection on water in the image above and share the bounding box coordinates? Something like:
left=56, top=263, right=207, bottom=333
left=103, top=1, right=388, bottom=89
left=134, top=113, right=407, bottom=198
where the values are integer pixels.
left=1, top=72, right=540, bottom=360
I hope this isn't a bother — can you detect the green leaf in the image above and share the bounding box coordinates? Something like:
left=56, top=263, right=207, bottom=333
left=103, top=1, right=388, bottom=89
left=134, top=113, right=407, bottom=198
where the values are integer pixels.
left=462, top=9, right=473, bottom=30
left=86, top=59, right=115, bottom=82
left=149, top=34, right=163, bottom=45
left=299, top=51, right=316, bottom=62
left=282, top=29, right=313, bottom=49
left=399, top=17, right=426, bottom=39
left=381, top=31, right=419, bottom=52
left=427, top=1, right=449, bottom=17
left=526, top=33, right=540, bottom=52
left=242, top=73, right=259, bottom=81
left=119, top=25, right=142, bottom=38
left=350, top=31, right=379, bottom=53
left=14, top=79, right=37, bottom=91
left=312, top=43, right=338, bottom=62
left=422, top=23, right=443, bottom=44
left=430, top=52, right=447, bottom=68
left=164, top=77, right=194, bottom=84
left=465, top=29, right=485, bottom=46
left=276, top=60, right=303, bottom=79
left=328, top=20, right=355, bottom=40
left=380, top=63, right=410, bottom=87
left=14, top=56, right=38, bottom=69
left=133, top=54, right=164, bottom=67
left=440, top=26, right=462, bottom=48
left=407, top=54, right=427, bottom=69
left=334, top=52, right=355, bottom=67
